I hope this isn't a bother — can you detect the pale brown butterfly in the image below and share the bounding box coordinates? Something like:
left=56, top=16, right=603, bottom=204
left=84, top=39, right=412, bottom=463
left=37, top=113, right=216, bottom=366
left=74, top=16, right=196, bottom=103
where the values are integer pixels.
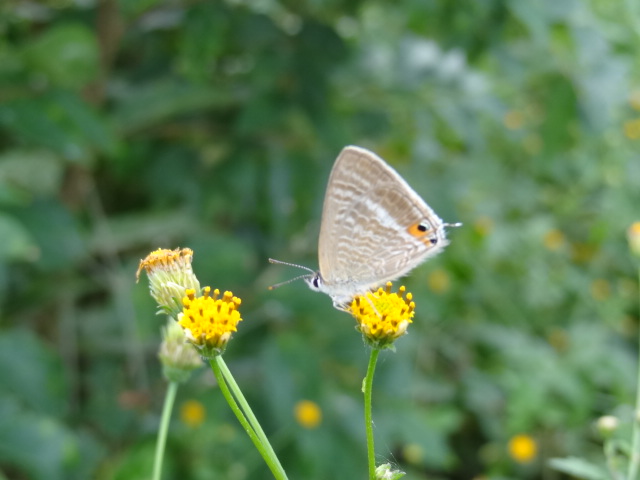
left=270, top=146, right=460, bottom=308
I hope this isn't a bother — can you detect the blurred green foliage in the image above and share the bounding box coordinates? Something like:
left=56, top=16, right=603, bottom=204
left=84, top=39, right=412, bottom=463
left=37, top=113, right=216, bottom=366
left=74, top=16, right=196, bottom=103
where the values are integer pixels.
left=0, top=0, right=639, bottom=479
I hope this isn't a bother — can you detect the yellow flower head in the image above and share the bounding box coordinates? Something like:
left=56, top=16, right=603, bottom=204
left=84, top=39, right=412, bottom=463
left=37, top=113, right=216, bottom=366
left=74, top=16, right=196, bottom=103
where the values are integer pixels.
left=178, top=287, right=243, bottom=358
left=624, top=118, right=640, bottom=140
left=631, top=90, right=640, bottom=111
left=137, top=248, right=200, bottom=318
left=628, top=222, right=640, bottom=258
left=348, top=282, right=415, bottom=349
left=180, top=399, right=206, bottom=428
left=294, top=400, right=322, bottom=429
left=427, top=268, right=450, bottom=294
left=590, top=278, right=611, bottom=301
left=503, top=110, right=524, bottom=130
left=508, top=434, right=537, bottom=464
left=543, top=229, right=566, bottom=251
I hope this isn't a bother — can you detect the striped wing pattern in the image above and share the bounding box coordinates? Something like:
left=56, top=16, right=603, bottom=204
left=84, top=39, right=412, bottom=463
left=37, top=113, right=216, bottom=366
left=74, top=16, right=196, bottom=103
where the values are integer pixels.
left=316, top=146, right=448, bottom=303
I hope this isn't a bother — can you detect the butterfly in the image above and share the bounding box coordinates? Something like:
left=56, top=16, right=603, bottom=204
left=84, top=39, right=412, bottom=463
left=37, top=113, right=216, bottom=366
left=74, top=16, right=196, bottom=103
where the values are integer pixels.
left=271, top=146, right=460, bottom=308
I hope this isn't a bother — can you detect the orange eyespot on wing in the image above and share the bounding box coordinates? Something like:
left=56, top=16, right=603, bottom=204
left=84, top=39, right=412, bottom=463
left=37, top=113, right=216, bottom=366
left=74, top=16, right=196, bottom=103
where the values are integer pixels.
left=407, top=222, right=438, bottom=245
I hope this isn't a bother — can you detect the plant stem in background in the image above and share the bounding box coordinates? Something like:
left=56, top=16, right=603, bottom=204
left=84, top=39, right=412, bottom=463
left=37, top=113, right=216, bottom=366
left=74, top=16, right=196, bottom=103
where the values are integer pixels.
left=152, top=381, right=178, bottom=480
left=629, top=266, right=640, bottom=480
left=209, top=358, right=288, bottom=480
left=364, top=348, right=381, bottom=480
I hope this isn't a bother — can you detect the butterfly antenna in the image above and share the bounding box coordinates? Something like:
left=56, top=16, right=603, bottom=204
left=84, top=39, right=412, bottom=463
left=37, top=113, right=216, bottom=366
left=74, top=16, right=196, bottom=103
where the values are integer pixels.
left=268, top=273, right=314, bottom=290
left=444, top=222, right=463, bottom=228
left=268, top=258, right=316, bottom=274
left=267, top=258, right=316, bottom=290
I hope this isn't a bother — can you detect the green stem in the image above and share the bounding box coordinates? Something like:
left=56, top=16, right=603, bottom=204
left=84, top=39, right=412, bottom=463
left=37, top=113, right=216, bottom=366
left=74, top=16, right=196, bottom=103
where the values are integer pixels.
left=152, top=381, right=178, bottom=480
left=363, top=348, right=381, bottom=480
left=629, top=266, right=640, bottom=480
left=209, top=358, right=287, bottom=480
left=216, top=357, right=286, bottom=477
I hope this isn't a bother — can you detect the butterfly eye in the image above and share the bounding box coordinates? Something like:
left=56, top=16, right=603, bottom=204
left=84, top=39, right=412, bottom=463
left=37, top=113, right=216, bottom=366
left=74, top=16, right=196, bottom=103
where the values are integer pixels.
left=312, top=277, right=320, bottom=288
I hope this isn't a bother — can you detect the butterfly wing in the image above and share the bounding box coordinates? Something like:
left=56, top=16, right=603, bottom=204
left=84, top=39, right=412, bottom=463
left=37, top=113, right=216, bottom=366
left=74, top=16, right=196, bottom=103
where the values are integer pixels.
left=317, top=146, right=448, bottom=301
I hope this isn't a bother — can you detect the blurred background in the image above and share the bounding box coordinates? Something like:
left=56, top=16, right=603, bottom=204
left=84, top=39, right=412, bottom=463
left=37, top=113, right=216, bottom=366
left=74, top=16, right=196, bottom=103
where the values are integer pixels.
left=1, top=0, right=640, bottom=479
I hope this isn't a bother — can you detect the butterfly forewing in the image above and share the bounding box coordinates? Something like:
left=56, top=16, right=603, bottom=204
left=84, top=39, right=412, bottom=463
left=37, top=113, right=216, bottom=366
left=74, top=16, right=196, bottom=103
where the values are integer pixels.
left=317, top=146, right=447, bottom=297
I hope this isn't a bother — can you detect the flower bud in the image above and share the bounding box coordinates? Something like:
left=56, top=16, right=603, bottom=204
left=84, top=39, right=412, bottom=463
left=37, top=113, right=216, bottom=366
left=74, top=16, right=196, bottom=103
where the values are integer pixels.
left=158, top=319, right=202, bottom=383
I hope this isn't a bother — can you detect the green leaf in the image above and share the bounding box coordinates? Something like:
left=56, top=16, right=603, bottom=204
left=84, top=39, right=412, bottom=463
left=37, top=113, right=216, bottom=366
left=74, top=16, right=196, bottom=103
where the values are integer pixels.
left=0, top=149, right=64, bottom=198
left=0, top=329, right=68, bottom=415
left=0, top=92, right=115, bottom=160
left=23, top=23, right=99, bottom=89
left=110, top=80, right=237, bottom=134
left=0, top=213, right=39, bottom=261
left=548, top=457, right=610, bottom=480
left=16, top=200, right=86, bottom=271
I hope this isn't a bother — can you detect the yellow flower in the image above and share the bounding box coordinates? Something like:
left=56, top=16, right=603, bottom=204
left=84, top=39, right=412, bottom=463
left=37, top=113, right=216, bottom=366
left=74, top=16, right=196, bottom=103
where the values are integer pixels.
left=624, top=118, right=640, bottom=140
left=178, top=286, right=243, bottom=358
left=401, top=443, right=424, bottom=465
left=158, top=319, right=202, bottom=383
left=294, top=400, right=322, bottom=429
left=590, top=278, right=611, bottom=301
left=180, top=399, right=206, bottom=428
left=546, top=327, right=568, bottom=353
left=631, top=90, right=640, bottom=111
left=474, top=216, right=494, bottom=237
left=570, top=242, right=597, bottom=264
left=348, top=282, right=414, bottom=349
left=137, top=248, right=200, bottom=318
left=504, top=110, right=524, bottom=130
left=508, top=434, right=537, bottom=464
left=628, top=222, right=640, bottom=257
left=427, top=268, right=450, bottom=294
left=543, top=229, right=566, bottom=251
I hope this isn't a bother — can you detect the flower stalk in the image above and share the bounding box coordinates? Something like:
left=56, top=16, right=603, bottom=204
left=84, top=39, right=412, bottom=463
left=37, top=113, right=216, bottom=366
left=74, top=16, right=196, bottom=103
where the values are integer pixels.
left=209, top=357, right=288, bottom=480
left=628, top=223, right=640, bottom=480
left=152, top=381, right=178, bottom=480
left=628, top=264, right=640, bottom=480
left=363, top=347, right=381, bottom=480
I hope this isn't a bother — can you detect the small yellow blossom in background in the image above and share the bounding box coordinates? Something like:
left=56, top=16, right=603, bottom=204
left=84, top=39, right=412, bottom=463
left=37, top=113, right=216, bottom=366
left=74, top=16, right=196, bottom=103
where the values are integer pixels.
left=180, top=399, right=206, bottom=428
left=503, top=110, right=524, bottom=130
left=178, top=287, right=243, bottom=358
left=628, top=222, right=640, bottom=257
left=427, top=268, right=450, bottom=294
left=630, top=90, right=640, bottom=111
left=137, top=248, right=201, bottom=318
left=543, top=229, right=566, bottom=251
left=590, top=278, right=611, bottom=301
left=570, top=242, right=597, bottom=264
left=623, top=118, right=640, bottom=140
left=547, top=327, right=569, bottom=353
left=401, top=443, right=424, bottom=465
left=474, top=216, right=494, bottom=237
left=294, top=400, right=322, bottom=429
left=508, top=434, right=537, bottom=464
left=349, top=282, right=415, bottom=349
